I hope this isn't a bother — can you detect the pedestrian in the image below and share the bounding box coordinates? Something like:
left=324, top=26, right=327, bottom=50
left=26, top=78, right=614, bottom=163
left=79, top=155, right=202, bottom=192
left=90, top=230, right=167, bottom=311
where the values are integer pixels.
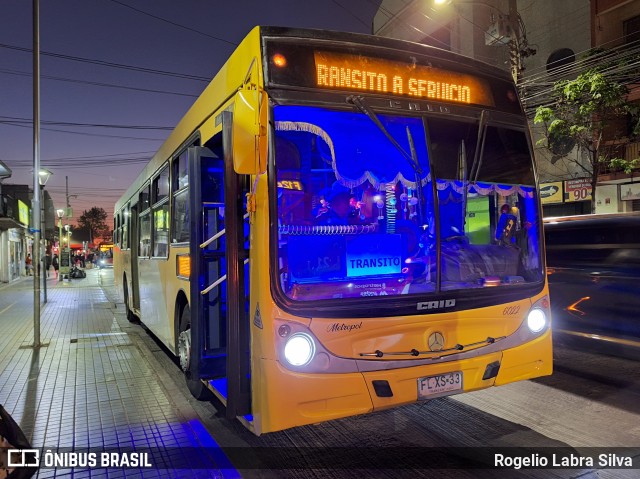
left=495, top=204, right=519, bottom=246
left=25, top=253, right=33, bottom=276
left=52, top=254, right=59, bottom=279
left=45, top=252, right=52, bottom=278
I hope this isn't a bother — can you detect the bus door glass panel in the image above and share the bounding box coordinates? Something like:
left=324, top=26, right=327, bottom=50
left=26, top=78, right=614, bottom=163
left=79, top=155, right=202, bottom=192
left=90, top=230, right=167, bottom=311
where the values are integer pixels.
left=172, top=190, right=189, bottom=244
left=139, top=212, right=151, bottom=258
left=152, top=166, right=170, bottom=258
left=130, top=203, right=140, bottom=309
left=428, top=117, right=542, bottom=290
left=138, top=185, right=151, bottom=257
left=122, top=205, right=129, bottom=250
left=152, top=204, right=169, bottom=257
left=139, top=184, right=150, bottom=213
left=201, top=156, right=226, bottom=351
left=273, top=105, right=435, bottom=301
left=153, top=166, right=169, bottom=203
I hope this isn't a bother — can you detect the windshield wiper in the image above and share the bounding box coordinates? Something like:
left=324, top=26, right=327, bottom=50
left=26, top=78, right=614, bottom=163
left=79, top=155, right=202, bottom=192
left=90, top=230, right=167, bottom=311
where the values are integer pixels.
left=462, top=110, right=489, bottom=227
left=346, top=95, right=425, bottom=224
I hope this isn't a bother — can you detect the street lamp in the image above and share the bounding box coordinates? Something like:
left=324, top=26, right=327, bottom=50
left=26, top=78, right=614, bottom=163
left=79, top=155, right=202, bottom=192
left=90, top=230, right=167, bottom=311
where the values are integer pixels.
left=31, top=164, right=51, bottom=348
left=38, top=168, right=52, bottom=186
left=39, top=168, right=52, bottom=304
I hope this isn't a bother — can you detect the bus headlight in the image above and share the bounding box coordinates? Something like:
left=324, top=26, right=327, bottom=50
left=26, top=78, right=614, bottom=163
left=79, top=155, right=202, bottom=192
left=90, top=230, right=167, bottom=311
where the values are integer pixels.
left=526, top=308, right=547, bottom=333
left=283, top=333, right=315, bottom=366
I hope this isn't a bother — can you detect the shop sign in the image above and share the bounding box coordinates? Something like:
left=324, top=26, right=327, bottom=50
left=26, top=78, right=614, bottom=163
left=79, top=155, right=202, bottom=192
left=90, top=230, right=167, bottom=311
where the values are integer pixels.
left=540, top=182, right=563, bottom=204
left=564, top=178, right=592, bottom=202
left=8, top=229, right=21, bottom=241
left=620, top=183, right=640, bottom=201
left=18, top=200, right=30, bottom=226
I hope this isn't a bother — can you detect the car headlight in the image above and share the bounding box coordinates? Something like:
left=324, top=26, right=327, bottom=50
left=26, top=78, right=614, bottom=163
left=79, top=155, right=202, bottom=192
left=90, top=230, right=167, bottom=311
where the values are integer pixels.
left=283, top=333, right=315, bottom=366
left=526, top=308, right=547, bottom=333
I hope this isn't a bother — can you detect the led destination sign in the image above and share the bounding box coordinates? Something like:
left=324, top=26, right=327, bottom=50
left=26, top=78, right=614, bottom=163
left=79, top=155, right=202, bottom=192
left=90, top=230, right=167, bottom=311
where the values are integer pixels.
left=314, top=51, right=495, bottom=107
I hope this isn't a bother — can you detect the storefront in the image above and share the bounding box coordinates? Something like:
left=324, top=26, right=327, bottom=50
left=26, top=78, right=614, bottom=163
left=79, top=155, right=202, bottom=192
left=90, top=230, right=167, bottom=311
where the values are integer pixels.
left=8, top=228, right=25, bottom=280
left=0, top=197, right=30, bottom=283
left=540, top=178, right=639, bottom=217
left=541, top=178, right=593, bottom=217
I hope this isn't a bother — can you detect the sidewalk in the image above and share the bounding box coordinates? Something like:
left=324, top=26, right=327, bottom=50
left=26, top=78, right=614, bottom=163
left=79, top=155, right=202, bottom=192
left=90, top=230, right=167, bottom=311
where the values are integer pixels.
left=0, top=269, right=230, bottom=478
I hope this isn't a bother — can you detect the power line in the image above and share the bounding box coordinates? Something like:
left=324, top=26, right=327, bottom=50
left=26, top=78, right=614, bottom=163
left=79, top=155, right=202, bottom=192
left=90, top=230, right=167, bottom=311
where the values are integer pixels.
left=330, top=0, right=372, bottom=29
left=44, top=151, right=155, bottom=162
left=0, top=121, right=166, bottom=141
left=0, top=42, right=210, bottom=82
left=9, top=158, right=149, bottom=168
left=0, top=115, right=173, bottom=130
left=519, top=49, right=640, bottom=116
left=105, top=0, right=239, bottom=47
left=0, top=68, right=200, bottom=98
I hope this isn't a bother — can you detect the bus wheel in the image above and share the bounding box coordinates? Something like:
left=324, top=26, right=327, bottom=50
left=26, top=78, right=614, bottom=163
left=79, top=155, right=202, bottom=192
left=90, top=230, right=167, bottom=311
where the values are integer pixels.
left=122, top=281, right=138, bottom=323
left=178, top=306, right=213, bottom=401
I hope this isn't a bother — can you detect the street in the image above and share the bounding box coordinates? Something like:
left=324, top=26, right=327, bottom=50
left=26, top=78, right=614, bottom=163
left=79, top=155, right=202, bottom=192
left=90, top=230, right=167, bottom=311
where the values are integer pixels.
left=1, top=269, right=639, bottom=478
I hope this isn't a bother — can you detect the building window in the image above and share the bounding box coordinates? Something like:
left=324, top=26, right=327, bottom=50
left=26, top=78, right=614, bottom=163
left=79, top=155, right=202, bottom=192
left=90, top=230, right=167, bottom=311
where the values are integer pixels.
left=546, top=48, right=575, bottom=73
left=624, top=15, right=640, bottom=46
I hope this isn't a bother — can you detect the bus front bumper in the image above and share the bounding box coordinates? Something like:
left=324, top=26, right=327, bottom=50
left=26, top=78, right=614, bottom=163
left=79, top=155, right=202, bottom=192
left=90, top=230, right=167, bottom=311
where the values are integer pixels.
left=256, top=329, right=552, bottom=434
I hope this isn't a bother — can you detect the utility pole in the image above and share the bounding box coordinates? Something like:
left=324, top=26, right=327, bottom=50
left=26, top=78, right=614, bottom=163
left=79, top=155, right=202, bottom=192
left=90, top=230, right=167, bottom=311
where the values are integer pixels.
left=65, top=175, right=77, bottom=217
left=31, top=0, right=42, bottom=348
left=505, top=0, right=535, bottom=85
left=507, top=0, right=521, bottom=84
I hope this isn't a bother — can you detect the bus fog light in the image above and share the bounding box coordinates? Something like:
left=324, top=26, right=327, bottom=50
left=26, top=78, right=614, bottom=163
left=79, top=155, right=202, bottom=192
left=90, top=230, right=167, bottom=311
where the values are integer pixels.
left=527, top=309, right=547, bottom=333
left=284, top=333, right=315, bottom=366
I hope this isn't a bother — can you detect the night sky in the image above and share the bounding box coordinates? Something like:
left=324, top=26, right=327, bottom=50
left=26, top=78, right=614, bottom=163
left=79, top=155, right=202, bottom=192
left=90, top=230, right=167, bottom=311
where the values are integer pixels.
left=1, top=0, right=382, bottom=226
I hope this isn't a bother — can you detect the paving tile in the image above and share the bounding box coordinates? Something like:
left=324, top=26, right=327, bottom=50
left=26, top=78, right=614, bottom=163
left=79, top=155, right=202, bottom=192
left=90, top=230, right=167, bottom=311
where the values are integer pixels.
left=0, top=271, right=225, bottom=478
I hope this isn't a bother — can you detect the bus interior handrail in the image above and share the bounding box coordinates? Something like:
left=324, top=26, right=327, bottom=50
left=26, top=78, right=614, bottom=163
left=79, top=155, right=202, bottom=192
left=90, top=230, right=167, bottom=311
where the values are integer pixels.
left=201, top=258, right=250, bottom=295
left=200, top=212, right=250, bottom=249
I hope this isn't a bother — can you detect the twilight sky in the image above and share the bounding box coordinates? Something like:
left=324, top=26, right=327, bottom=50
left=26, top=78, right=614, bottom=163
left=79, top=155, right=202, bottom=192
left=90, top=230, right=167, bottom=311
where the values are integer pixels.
left=0, top=0, right=382, bottom=226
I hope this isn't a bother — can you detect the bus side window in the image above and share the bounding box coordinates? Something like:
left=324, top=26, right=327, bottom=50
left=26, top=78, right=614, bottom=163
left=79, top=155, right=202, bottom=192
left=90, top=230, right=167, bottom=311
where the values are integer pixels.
left=150, top=165, right=170, bottom=258
left=172, top=150, right=190, bottom=243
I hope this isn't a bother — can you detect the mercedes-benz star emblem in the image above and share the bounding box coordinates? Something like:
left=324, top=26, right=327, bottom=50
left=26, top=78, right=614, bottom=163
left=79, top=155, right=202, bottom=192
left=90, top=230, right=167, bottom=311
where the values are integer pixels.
left=428, top=332, right=445, bottom=352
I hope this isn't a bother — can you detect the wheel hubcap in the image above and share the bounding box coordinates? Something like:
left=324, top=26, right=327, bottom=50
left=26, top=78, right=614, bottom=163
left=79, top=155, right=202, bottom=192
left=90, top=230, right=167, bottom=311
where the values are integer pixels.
left=178, top=329, right=191, bottom=372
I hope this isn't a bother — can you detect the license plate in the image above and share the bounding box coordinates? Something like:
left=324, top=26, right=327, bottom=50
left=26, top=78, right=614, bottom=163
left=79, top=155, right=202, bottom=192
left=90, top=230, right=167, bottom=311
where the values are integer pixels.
left=417, top=371, right=463, bottom=399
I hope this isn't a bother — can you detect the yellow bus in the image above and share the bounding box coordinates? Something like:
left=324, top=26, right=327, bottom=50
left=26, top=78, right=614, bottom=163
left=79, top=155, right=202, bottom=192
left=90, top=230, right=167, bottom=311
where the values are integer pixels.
left=114, top=26, right=552, bottom=435
left=97, top=242, right=114, bottom=269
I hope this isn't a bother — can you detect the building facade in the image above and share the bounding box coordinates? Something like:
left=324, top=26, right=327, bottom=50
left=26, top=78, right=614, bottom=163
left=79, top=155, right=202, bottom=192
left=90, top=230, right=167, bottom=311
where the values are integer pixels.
left=0, top=183, right=56, bottom=283
left=374, top=0, right=640, bottom=216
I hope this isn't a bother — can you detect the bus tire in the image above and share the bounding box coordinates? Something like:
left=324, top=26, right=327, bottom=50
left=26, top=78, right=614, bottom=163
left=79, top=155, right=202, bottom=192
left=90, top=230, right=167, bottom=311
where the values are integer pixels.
left=123, top=279, right=138, bottom=323
left=178, top=305, right=213, bottom=401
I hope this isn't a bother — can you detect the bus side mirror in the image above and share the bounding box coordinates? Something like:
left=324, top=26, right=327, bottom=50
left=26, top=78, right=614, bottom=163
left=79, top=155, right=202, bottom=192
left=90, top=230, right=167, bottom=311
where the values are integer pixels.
left=232, top=88, right=267, bottom=175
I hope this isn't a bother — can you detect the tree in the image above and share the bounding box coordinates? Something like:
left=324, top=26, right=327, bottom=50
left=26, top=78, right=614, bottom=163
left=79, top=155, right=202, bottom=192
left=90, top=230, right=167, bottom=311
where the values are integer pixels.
left=77, top=207, right=110, bottom=246
left=534, top=69, right=639, bottom=213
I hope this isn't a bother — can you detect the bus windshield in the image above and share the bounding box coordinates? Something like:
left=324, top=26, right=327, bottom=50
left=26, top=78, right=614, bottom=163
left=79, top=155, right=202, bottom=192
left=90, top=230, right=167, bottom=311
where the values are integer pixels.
left=274, top=105, right=543, bottom=302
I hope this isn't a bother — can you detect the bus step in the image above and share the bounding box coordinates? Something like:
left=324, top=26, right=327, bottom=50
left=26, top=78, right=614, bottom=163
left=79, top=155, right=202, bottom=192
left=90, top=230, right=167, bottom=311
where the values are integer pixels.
left=207, top=378, right=228, bottom=405
left=206, top=378, right=254, bottom=423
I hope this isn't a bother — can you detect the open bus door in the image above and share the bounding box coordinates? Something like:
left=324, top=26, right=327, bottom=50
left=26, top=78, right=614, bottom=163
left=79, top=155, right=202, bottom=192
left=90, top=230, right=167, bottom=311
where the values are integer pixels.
left=129, top=204, right=140, bottom=312
left=187, top=122, right=251, bottom=420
